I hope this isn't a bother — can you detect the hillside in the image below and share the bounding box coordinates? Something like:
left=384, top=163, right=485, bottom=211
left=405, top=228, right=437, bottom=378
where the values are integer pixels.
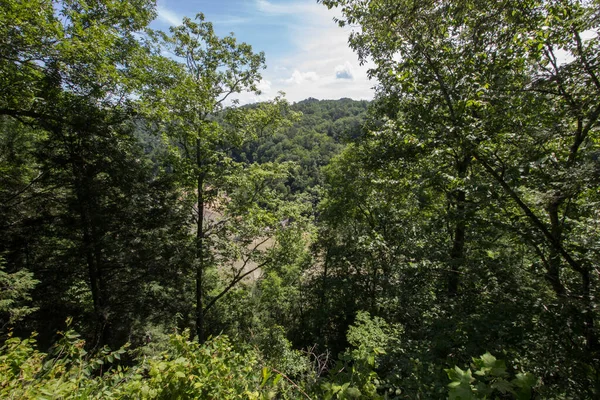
left=235, top=98, right=369, bottom=193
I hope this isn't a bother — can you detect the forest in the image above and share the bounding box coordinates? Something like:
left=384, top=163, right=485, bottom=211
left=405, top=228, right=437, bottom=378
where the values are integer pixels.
left=0, top=0, right=599, bottom=398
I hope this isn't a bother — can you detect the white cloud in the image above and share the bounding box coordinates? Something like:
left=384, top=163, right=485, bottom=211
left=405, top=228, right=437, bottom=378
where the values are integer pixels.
left=212, top=15, right=250, bottom=26
left=153, top=1, right=376, bottom=103
left=156, top=5, right=182, bottom=26
left=256, top=0, right=317, bottom=16
left=231, top=79, right=273, bottom=105
left=335, top=61, right=354, bottom=80
left=254, top=0, right=375, bottom=102
left=258, top=79, right=272, bottom=93
left=284, top=70, right=320, bottom=85
left=581, top=29, right=598, bottom=41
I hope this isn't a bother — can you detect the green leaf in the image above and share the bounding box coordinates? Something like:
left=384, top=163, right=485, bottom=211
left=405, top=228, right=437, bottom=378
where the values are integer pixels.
left=260, top=366, right=271, bottom=387
left=491, top=379, right=515, bottom=395
left=344, top=387, right=362, bottom=398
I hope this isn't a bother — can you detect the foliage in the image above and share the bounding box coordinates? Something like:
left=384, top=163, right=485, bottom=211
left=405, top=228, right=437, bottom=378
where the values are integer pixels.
left=235, top=98, right=369, bottom=194
left=316, top=0, right=600, bottom=396
left=2, top=0, right=600, bottom=397
left=320, top=312, right=398, bottom=400
left=0, top=321, right=127, bottom=399
left=446, top=353, right=537, bottom=400
left=0, top=257, right=38, bottom=329
left=0, top=324, right=297, bottom=399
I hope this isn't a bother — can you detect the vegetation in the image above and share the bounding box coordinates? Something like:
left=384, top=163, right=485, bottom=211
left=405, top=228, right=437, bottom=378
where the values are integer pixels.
left=235, top=98, right=369, bottom=194
left=1, top=0, right=599, bottom=398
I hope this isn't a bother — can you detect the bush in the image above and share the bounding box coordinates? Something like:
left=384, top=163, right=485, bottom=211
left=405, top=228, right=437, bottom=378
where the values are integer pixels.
left=446, top=353, right=537, bottom=400
left=0, top=325, right=302, bottom=399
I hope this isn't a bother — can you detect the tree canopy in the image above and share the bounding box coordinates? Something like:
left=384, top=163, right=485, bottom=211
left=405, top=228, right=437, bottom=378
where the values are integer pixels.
left=1, top=0, right=599, bottom=398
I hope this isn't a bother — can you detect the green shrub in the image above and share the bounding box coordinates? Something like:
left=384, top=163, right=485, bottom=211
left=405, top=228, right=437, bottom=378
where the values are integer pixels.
left=0, top=325, right=300, bottom=399
left=446, top=353, right=537, bottom=400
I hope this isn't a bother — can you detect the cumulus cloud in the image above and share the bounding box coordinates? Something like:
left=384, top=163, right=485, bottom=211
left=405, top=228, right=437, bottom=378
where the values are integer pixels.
left=231, top=79, right=273, bottom=105
left=257, top=79, right=272, bottom=94
left=335, top=61, right=354, bottom=80
left=284, top=70, right=320, bottom=85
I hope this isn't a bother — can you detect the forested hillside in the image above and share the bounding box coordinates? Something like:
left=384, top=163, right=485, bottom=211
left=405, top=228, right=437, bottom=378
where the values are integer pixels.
left=1, top=0, right=599, bottom=399
left=234, top=98, right=369, bottom=193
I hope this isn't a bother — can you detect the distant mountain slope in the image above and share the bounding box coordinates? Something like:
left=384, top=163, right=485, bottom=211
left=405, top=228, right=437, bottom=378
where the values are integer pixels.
left=235, top=98, right=370, bottom=193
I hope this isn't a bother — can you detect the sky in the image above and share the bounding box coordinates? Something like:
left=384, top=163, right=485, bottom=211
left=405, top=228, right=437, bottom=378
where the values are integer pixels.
left=150, top=0, right=375, bottom=104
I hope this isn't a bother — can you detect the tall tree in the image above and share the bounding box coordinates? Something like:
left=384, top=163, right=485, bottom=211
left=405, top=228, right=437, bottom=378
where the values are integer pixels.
left=144, top=14, right=299, bottom=341
left=0, top=0, right=194, bottom=347
left=321, top=0, right=600, bottom=394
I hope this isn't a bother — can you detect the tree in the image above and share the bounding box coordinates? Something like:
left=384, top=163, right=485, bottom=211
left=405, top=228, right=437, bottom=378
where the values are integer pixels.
left=0, top=256, right=38, bottom=331
left=144, top=14, right=299, bottom=342
left=320, top=0, right=600, bottom=394
left=0, top=0, right=194, bottom=348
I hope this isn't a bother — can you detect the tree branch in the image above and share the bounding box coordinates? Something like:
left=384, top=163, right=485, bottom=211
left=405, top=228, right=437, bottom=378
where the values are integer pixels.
left=202, top=257, right=270, bottom=315
left=474, top=151, right=584, bottom=274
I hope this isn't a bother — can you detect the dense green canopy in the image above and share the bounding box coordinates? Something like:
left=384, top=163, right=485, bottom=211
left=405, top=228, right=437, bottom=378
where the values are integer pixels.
left=1, top=0, right=599, bottom=398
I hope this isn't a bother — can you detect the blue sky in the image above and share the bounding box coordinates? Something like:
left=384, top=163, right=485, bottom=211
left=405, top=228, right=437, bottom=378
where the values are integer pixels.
left=151, top=0, right=375, bottom=103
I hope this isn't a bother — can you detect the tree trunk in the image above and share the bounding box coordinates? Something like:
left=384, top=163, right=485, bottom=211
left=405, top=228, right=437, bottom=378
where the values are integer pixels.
left=546, top=201, right=566, bottom=296
left=72, top=161, right=109, bottom=347
left=448, top=156, right=469, bottom=296
left=195, top=138, right=205, bottom=343
left=548, top=199, right=597, bottom=353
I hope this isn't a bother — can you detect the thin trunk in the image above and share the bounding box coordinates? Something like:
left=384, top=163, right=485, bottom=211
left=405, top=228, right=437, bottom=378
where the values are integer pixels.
left=474, top=152, right=583, bottom=273
left=195, top=138, right=205, bottom=343
left=73, top=166, right=109, bottom=347
left=448, top=156, right=469, bottom=296
left=549, top=199, right=598, bottom=352
left=319, top=246, right=330, bottom=308
left=581, top=268, right=597, bottom=352
left=370, top=259, right=378, bottom=311
left=546, top=201, right=566, bottom=296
